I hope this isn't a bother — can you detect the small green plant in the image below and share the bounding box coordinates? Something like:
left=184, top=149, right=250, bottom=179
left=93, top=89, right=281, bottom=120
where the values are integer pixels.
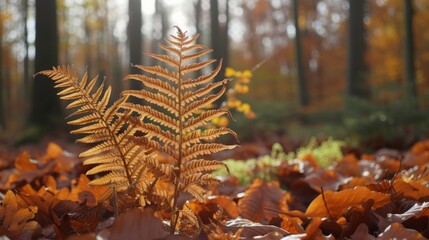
left=215, top=139, right=345, bottom=185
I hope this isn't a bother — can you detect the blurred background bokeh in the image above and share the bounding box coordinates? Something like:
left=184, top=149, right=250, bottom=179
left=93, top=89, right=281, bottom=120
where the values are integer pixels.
left=1, top=0, right=429, bottom=150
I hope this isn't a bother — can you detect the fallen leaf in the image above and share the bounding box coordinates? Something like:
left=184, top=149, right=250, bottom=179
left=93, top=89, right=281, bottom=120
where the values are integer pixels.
left=110, top=208, right=169, bottom=240
left=223, top=217, right=289, bottom=238
left=188, top=195, right=239, bottom=224
left=0, top=190, right=41, bottom=239
left=306, top=186, right=390, bottom=219
left=377, top=222, right=426, bottom=240
left=238, top=178, right=289, bottom=224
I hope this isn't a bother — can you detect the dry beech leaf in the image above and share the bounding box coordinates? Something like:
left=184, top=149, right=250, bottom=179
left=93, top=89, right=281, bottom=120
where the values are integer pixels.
left=188, top=195, right=239, bottom=224
left=306, top=186, right=390, bottom=219
left=410, top=140, right=429, bottom=155
left=393, top=179, right=429, bottom=201
left=41, top=142, right=64, bottom=163
left=110, top=208, right=169, bottom=240
left=279, top=215, right=305, bottom=234
left=2, top=151, right=57, bottom=189
left=304, top=169, right=345, bottom=192
left=15, top=151, right=38, bottom=171
left=302, top=217, right=335, bottom=240
left=222, top=217, right=289, bottom=239
left=0, top=190, right=41, bottom=240
left=52, top=203, right=104, bottom=238
left=68, top=174, right=108, bottom=206
left=238, top=178, right=289, bottom=224
left=387, top=201, right=429, bottom=223
left=377, top=222, right=426, bottom=240
left=349, top=223, right=376, bottom=240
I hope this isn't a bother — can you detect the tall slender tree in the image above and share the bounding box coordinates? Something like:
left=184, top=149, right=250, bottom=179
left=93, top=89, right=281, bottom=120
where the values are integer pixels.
left=210, top=0, right=229, bottom=105
left=128, top=0, right=143, bottom=90
left=347, top=0, right=366, bottom=98
left=210, top=0, right=221, bottom=63
left=293, top=0, right=309, bottom=106
left=0, top=3, right=4, bottom=129
left=31, top=0, right=61, bottom=126
left=404, top=0, right=417, bottom=98
left=23, top=0, right=29, bottom=97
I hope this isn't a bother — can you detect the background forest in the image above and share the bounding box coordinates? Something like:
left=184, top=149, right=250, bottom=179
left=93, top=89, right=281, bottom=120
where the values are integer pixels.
left=1, top=0, right=429, bottom=150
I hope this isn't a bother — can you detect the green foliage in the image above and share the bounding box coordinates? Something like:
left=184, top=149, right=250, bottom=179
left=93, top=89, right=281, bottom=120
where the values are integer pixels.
left=215, top=139, right=345, bottom=185
left=295, top=137, right=345, bottom=167
left=343, top=95, right=429, bottom=149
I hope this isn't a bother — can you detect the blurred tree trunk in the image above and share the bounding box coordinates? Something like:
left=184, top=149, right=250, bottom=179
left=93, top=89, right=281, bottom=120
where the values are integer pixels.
left=404, top=0, right=417, bottom=98
left=31, top=0, right=61, bottom=126
left=23, top=0, right=29, bottom=97
left=347, top=0, right=366, bottom=98
left=0, top=11, right=3, bottom=129
left=151, top=0, right=167, bottom=66
left=221, top=0, right=230, bottom=72
left=128, top=0, right=142, bottom=90
left=293, top=0, right=309, bottom=106
left=195, top=0, right=202, bottom=42
left=210, top=0, right=221, bottom=63
left=210, top=0, right=228, bottom=105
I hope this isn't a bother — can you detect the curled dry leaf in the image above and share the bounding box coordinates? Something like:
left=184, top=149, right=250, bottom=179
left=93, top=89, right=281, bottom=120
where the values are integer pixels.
left=279, top=215, right=305, bottom=234
left=377, top=222, right=426, bottom=240
left=306, top=186, right=390, bottom=219
left=0, top=190, right=41, bottom=240
left=188, top=195, right=239, bottom=224
left=222, top=217, right=289, bottom=239
left=387, top=201, right=429, bottom=223
left=238, top=178, right=289, bottom=224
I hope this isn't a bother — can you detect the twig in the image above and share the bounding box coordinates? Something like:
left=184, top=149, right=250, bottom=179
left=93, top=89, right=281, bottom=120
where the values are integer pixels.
left=389, top=155, right=403, bottom=197
left=321, top=187, right=333, bottom=219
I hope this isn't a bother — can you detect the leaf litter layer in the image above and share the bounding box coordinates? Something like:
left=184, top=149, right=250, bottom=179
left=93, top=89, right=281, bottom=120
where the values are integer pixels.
left=0, top=140, right=429, bottom=239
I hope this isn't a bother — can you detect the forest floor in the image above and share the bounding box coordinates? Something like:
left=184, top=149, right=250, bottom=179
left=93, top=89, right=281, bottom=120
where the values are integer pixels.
left=0, top=134, right=428, bottom=239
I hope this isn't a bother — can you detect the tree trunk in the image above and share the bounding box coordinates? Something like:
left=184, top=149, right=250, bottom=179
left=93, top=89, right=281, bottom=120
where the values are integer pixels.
left=221, top=0, right=230, bottom=72
left=210, top=0, right=221, bottom=63
left=0, top=7, right=4, bottom=129
left=347, top=0, right=366, bottom=98
left=404, top=0, right=417, bottom=98
left=23, top=0, right=30, bottom=97
left=293, top=0, right=309, bottom=106
left=31, top=0, right=61, bottom=127
left=195, top=0, right=202, bottom=40
left=128, top=0, right=143, bottom=90
left=210, top=0, right=229, bottom=105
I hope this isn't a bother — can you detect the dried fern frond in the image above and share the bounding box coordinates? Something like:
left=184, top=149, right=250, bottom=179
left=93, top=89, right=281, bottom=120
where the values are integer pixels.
left=37, top=66, right=149, bottom=192
left=122, top=27, right=238, bottom=233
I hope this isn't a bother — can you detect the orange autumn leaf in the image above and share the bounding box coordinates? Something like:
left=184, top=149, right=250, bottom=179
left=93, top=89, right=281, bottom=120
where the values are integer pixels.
left=0, top=190, right=41, bottom=239
left=306, top=186, right=390, bottom=219
left=238, top=178, right=289, bottom=224
left=14, top=151, right=38, bottom=171
left=40, top=142, right=63, bottom=164
left=411, top=140, right=429, bottom=155
left=3, top=152, right=56, bottom=189
left=279, top=215, right=305, bottom=234
left=393, top=179, right=429, bottom=201
left=68, top=174, right=108, bottom=206
left=188, top=195, right=239, bottom=224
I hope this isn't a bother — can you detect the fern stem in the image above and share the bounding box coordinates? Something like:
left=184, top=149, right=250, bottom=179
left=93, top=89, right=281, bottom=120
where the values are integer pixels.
left=171, top=28, right=185, bottom=234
